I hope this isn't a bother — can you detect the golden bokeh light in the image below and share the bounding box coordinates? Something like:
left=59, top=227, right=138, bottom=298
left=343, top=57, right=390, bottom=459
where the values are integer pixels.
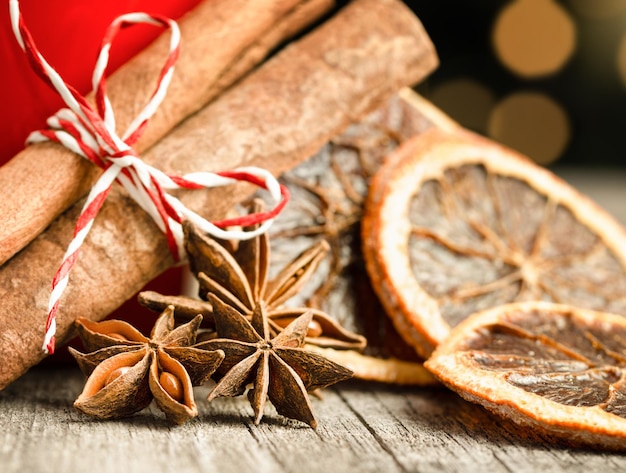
left=488, top=91, right=571, bottom=166
left=616, top=33, right=626, bottom=87
left=429, top=78, right=496, bottom=133
left=492, top=0, right=577, bottom=78
left=567, top=0, right=626, bottom=19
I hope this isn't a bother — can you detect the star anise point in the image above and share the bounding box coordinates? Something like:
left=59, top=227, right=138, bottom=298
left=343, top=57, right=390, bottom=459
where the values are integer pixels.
left=70, top=308, right=224, bottom=424
left=200, top=295, right=353, bottom=427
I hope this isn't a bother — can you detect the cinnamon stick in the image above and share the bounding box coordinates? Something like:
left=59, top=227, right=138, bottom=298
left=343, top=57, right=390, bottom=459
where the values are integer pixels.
left=0, top=0, right=438, bottom=389
left=0, top=0, right=334, bottom=265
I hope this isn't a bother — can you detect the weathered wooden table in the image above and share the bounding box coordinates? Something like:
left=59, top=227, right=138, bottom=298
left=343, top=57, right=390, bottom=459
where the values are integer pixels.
left=2, top=169, right=626, bottom=473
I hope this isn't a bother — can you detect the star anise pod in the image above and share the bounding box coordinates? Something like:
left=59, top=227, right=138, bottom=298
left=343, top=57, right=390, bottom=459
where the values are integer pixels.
left=140, top=199, right=366, bottom=350
left=197, top=294, right=353, bottom=428
left=68, top=306, right=224, bottom=424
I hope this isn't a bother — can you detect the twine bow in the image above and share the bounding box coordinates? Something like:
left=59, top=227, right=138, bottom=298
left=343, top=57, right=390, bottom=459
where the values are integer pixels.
left=9, top=0, right=289, bottom=354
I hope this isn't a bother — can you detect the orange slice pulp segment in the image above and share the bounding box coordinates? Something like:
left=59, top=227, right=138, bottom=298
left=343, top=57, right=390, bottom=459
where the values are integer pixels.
left=363, top=127, right=626, bottom=358
left=425, top=301, right=626, bottom=450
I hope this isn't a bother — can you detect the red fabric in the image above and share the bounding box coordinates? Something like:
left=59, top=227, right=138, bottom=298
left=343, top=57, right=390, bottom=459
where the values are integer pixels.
left=0, top=0, right=203, bottom=165
left=0, top=0, right=204, bottom=362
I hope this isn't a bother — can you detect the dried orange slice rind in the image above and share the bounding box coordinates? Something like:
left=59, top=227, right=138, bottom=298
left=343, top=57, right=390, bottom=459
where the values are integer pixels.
left=306, top=345, right=437, bottom=385
left=424, top=301, right=626, bottom=450
left=262, top=91, right=446, bottom=385
left=362, top=127, right=626, bottom=358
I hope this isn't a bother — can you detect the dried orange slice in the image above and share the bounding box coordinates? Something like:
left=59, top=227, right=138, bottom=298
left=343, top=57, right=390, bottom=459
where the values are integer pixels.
left=262, top=91, right=443, bottom=385
left=363, top=127, right=626, bottom=358
left=425, top=301, right=626, bottom=450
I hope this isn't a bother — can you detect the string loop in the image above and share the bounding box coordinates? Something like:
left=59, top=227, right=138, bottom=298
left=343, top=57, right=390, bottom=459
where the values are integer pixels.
left=9, top=0, right=289, bottom=354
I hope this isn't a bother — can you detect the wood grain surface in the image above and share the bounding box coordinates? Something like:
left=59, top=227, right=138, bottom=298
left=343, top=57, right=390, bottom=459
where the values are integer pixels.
left=2, top=364, right=626, bottom=473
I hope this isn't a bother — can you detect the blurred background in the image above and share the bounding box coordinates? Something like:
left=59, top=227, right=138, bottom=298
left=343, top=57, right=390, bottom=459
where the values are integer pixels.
left=2, top=0, right=623, bottom=365
left=4, top=0, right=625, bottom=171
left=404, top=0, right=626, bottom=169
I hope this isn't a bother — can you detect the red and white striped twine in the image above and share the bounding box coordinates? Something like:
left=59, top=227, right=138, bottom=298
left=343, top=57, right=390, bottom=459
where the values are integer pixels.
left=9, top=0, right=290, bottom=354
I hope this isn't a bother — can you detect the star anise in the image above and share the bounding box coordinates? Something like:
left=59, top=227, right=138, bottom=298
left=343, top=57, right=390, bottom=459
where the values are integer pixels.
left=140, top=199, right=366, bottom=350
left=197, top=294, right=353, bottom=428
left=68, top=306, right=224, bottom=424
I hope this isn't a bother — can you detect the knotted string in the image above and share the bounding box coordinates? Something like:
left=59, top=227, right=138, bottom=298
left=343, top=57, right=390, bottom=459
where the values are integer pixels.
left=9, top=0, right=289, bottom=354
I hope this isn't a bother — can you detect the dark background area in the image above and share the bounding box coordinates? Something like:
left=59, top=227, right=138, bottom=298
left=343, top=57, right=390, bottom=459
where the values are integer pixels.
left=403, top=0, right=626, bottom=168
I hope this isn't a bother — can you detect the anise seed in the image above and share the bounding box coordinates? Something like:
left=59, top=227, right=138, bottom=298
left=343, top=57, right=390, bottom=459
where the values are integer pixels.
left=107, top=332, right=128, bottom=341
left=160, top=371, right=184, bottom=402
left=306, top=320, right=323, bottom=338
left=105, top=366, right=131, bottom=386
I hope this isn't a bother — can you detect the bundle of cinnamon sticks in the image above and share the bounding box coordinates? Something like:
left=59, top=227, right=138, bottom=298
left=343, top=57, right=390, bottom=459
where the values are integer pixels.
left=0, top=0, right=438, bottom=389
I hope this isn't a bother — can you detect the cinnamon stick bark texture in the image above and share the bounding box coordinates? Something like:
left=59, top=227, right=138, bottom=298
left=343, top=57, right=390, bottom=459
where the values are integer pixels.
left=0, top=0, right=438, bottom=389
left=0, top=0, right=334, bottom=265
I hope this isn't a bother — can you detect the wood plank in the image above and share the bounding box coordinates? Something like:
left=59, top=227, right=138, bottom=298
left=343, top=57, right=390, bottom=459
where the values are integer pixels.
left=337, top=382, right=626, bottom=472
left=3, top=367, right=626, bottom=473
left=0, top=368, right=407, bottom=473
